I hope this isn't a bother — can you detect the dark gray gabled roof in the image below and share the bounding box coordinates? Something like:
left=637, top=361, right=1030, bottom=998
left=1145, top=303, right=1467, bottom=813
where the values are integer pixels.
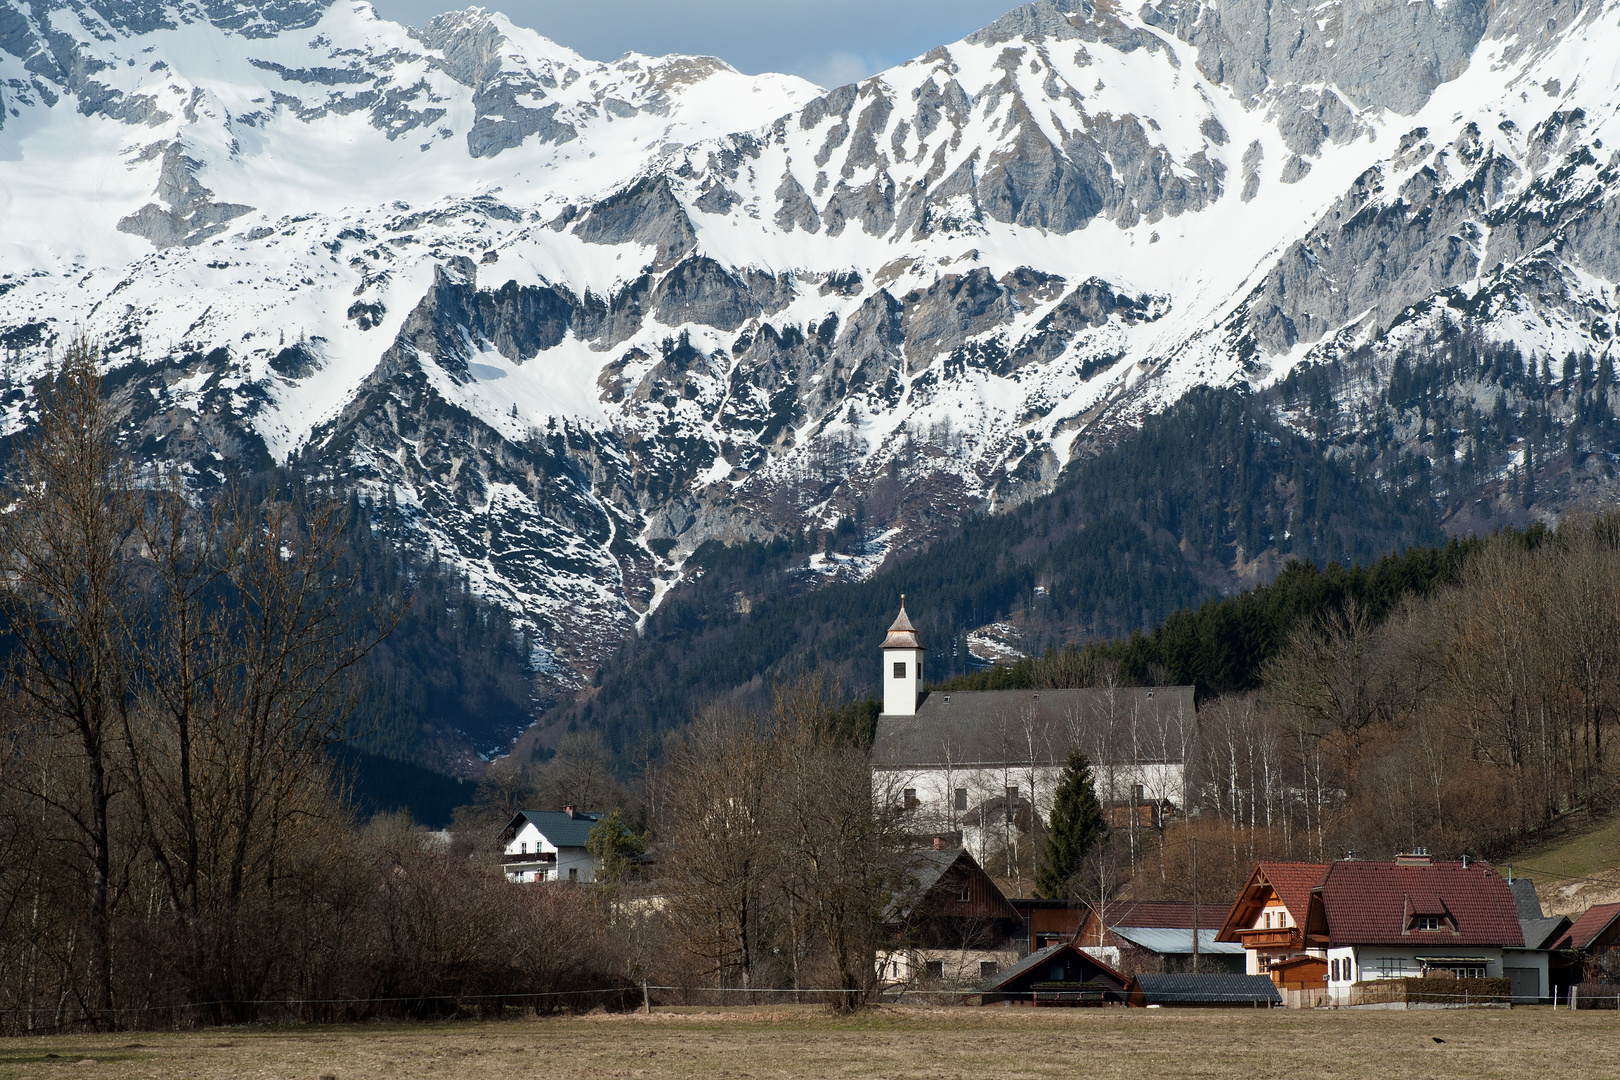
left=1518, top=915, right=1572, bottom=951
left=1136, top=973, right=1281, bottom=1004
left=885, top=847, right=968, bottom=922
left=979, top=943, right=1067, bottom=991
left=1510, top=878, right=1545, bottom=919
left=502, top=810, right=603, bottom=849
left=873, top=686, right=1194, bottom=769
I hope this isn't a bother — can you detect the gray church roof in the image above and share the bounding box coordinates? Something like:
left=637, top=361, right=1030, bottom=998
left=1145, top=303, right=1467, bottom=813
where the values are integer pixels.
left=872, top=686, right=1195, bottom=769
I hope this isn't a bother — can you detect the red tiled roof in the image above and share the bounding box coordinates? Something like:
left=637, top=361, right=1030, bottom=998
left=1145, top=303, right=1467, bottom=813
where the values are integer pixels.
left=1106, top=901, right=1210, bottom=929
left=1555, top=903, right=1620, bottom=950
left=1320, top=861, right=1523, bottom=947
left=1258, top=861, right=1330, bottom=921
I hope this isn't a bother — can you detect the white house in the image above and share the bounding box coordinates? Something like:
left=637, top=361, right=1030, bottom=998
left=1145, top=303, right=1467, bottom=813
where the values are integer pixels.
left=869, top=601, right=1194, bottom=864
left=498, top=807, right=604, bottom=883
left=1316, top=853, right=1527, bottom=1005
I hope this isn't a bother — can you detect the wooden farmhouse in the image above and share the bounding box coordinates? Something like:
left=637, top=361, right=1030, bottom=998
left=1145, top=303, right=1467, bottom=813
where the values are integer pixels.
left=879, top=844, right=1024, bottom=986
left=870, top=602, right=1194, bottom=866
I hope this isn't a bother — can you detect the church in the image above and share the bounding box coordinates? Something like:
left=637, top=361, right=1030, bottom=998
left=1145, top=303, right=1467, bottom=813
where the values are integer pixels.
left=870, top=601, right=1195, bottom=858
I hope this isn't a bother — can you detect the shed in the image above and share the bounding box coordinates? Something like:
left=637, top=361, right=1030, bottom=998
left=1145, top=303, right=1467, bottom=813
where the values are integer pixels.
left=978, top=942, right=1134, bottom=1006
left=1133, top=973, right=1282, bottom=1007
left=1552, top=902, right=1620, bottom=984
left=1109, top=926, right=1247, bottom=974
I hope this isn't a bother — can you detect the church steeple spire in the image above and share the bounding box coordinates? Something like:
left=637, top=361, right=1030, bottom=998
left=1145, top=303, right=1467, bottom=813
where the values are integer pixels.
left=881, top=596, right=924, bottom=715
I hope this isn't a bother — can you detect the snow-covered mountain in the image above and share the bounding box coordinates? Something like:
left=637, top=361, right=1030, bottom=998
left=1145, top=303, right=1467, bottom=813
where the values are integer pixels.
left=3, top=0, right=1619, bottom=699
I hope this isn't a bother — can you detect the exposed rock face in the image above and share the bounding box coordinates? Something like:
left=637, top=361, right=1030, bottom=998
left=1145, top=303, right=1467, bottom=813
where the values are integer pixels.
left=3, top=0, right=1620, bottom=713
left=117, top=143, right=254, bottom=248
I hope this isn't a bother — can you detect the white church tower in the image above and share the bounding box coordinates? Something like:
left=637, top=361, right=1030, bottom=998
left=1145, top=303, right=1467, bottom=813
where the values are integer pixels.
left=881, top=597, right=924, bottom=716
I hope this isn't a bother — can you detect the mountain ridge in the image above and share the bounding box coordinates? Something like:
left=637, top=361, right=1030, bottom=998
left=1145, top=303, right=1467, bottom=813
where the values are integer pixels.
left=4, top=0, right=1620, bottom=768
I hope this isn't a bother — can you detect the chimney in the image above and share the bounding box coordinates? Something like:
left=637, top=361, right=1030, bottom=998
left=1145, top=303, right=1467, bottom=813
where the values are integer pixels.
left=933, top=836, right=946, bottom=851
left=564, top=805, right=577, bottom=819
left=1395, top=848, right=1433, bottom=866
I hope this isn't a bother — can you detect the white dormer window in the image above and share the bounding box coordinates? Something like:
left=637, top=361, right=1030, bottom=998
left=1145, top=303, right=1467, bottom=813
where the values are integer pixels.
left=1415, top=915, right=1441, bottom=931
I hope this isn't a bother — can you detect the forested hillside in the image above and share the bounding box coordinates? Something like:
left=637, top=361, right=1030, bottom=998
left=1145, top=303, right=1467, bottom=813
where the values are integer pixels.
left=947, top=538, right=1481, bottom=697
left=556, top=386, right=1446, bottom=761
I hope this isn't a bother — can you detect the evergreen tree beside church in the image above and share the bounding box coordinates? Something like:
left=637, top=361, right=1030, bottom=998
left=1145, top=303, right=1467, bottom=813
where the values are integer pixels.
left=1036, top=750, right=1108, bottom=899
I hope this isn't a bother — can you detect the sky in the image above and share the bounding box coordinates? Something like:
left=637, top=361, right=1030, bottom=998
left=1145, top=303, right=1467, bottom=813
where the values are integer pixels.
left=365, top=0, right=1023, bottom=87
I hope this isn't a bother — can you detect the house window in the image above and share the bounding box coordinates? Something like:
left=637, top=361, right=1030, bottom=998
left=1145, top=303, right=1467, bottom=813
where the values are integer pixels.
left=981, top=961, right=998, bottom=979
left=956, top=884, right=971, bottom=903
left=521, top=842, right=528, bottom=854
left=893, top=662, right=907, bottom=679
left=569, top=867, right=579, bottom=882
left=1264, top=913, right=1272, bottom=929
left=925, top=960, right=944, bottom=980
left=903, top=788, right=919, bottom=809
left=1331, top=959, right=1340, bottom=981
left=1415, top=915, right=1441, bottom=931
left=955, top=788, right=968, bottom=811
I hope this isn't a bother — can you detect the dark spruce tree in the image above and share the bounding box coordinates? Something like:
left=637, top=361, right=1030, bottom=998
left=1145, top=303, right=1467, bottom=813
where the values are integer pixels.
left=1035, top=750, right=1108, bottom=899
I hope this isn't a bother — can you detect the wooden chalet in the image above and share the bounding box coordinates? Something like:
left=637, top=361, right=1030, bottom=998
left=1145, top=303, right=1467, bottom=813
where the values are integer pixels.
left=1215, top=862, right=1330, bottom=981
left=978, top=941, right=1134, bottom=1006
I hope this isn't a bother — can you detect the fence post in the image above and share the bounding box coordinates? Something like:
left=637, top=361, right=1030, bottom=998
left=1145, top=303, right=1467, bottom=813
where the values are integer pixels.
left=643, top=980, right=651, bottom=1015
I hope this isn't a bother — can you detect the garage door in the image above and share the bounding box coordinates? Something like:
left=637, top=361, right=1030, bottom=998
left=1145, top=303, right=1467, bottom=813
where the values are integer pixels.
left=1505, top=966, right=1540, bottom=1003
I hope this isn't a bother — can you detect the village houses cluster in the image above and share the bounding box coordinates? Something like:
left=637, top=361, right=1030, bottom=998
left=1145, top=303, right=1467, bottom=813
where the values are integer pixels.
left=497, top=604, right=1620, bottom=1007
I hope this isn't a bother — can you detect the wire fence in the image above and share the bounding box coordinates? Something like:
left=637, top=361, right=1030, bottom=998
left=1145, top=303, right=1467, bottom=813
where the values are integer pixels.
left=7, top=979, right=1617, bottom=1034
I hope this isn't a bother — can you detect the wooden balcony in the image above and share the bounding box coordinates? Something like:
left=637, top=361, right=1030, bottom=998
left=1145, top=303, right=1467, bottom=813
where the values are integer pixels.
left=501, top=852, right=556, bottom=866
left=1236, top=927, right=1302, bottom=950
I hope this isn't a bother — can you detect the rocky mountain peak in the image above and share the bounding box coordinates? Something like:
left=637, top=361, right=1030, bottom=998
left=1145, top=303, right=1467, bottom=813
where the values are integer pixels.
left=3, top=0, right=1620, bottom=734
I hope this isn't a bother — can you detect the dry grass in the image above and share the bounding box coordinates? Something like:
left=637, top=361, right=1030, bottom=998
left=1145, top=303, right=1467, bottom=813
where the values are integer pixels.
left=0, top=1005, right=1615, bottom=1080
left=1506, top=813, right=1620, bottom=914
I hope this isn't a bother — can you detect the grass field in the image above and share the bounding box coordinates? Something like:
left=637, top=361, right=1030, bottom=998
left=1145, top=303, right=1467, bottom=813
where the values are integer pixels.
left=1, top=1006, right=1615, bottom=1080
left=1504, top=813, right=1620, bottom=913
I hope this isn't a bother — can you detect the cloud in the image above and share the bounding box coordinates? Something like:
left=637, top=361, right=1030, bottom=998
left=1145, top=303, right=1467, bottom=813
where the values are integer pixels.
left=796, top=51, right=878, bottom=90
left=366, top=0, right=1020, bottom=81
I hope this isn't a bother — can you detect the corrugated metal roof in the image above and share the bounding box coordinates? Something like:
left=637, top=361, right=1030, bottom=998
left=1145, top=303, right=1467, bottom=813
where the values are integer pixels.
left=873, top=687, right=1194, bottom=768
left=1321, top=861, right=1524, bottom=947
left=1136, top=973, right=1281, bottom=1004
left=1110, top=926, right=1245, bottom=955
